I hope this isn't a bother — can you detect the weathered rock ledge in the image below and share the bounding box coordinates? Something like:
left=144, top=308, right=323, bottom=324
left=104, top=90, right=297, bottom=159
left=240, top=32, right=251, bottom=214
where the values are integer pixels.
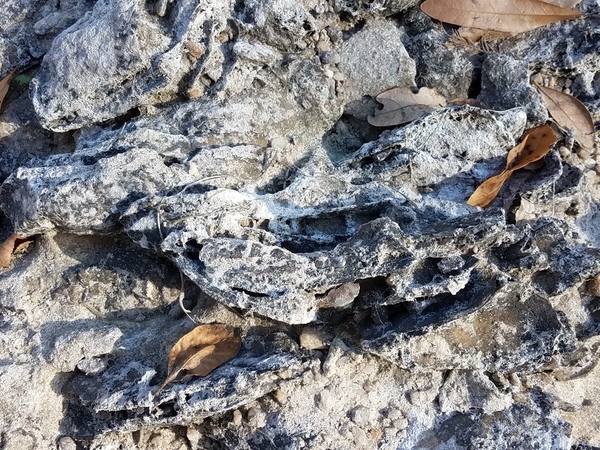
left=1, top=0, right=600, bottom=448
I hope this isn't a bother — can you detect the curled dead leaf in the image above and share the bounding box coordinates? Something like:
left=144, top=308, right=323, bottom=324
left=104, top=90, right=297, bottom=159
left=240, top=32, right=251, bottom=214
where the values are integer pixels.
left=156, top=323, right=241, bottom=395
left=467, top=171, right=511, bottom=208
left=368, top=86, right=446, bottom=127
left=0, top=69, right=17, bottom=112
left=0, top=234, right=33, bottom=268
left=506, top=124, right=558, bottom=171
left=468, top=125, right=557, bottom=208
left=421, top=0, right=582, bottom=34
left=535, top=84, right=595, bottom=150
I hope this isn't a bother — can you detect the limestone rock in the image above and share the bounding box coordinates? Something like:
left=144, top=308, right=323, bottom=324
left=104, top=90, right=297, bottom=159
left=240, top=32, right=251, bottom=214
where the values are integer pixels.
left=0, top=0, right=600, bottom=448
left=478, top=54, right=548, bottom=127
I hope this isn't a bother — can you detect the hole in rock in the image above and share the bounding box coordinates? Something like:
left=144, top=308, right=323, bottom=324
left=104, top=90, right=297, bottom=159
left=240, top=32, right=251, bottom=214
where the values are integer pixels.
left=532, top=270, right=559, bottom=295
left=355, top=277, right=393, bottom=308
left=280, top=237, right=339, bottom=253
left=183, top=239, right=204, bottom=260
left=232, top=287, right=270, bottom=298
left=412, top=258, right=443, bottom=285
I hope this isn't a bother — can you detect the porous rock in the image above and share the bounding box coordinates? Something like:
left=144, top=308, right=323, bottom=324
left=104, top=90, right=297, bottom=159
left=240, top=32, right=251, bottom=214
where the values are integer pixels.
left=478, top=54, right=548, bottom=127
left=1, top=0, right=600, bottom=448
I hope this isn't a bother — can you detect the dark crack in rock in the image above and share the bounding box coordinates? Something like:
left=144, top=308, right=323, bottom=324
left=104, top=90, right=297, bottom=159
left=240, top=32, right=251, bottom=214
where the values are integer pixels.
left=1, top=0, right=600, bottom=448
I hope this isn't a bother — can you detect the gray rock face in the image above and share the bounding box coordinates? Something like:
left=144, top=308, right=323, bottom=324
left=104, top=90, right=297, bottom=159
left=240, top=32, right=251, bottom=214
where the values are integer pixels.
left=1, top=0, right=599, bottom=448
left=478, top=54, right=548, bottom=127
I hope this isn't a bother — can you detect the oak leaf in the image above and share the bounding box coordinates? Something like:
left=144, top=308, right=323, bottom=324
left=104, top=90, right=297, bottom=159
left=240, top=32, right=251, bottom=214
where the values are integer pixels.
left=0, top=234, right=33, bottom=268
left=0, top=70, right=17, bottom=112
left=421, top=0, right=582, bottom=34
left=468, top=125, right=557, bottom=207
left=541, top=0, right=581, bottom=7
left=368, top=86, right=446, bottom=127
left=535, top=84, right=595, bottom=150
left=156, top=323, right=241, bottom=395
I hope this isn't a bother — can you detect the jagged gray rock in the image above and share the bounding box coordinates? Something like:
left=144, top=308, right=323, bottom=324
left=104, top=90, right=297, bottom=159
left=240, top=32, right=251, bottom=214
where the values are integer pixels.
left=0, top=0, right=599, bottom=448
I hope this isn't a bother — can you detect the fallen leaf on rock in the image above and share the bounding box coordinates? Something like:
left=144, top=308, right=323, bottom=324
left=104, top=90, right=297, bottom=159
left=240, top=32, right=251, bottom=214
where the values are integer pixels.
left=156, top=323, right=241, bottom=395
left=541, top=0, right=581, bottom=7
left=467, top=171, right=512, bottom=208
left=506, top=124, right=558, bottom=170
left=368, top=86, right=446, bottom=127
left=421, top=0, right=582, bottom=34
left=0, top=69, right=17, bottom=112
left=468, top=125, right=557, bottom=207
left=535, top=84, right=595, bottom=150
left=0, top=234, right=33, bottom=268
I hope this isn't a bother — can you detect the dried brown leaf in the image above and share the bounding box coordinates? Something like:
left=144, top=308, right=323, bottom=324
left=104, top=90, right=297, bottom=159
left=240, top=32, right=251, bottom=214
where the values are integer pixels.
left=0, top=234, right=33, bottom=268
left=467, top=171, right=511, bottom=208
left=535, top=84, right=595, bottom=150
left=0, top=69, right=17, bottom=112
left=156, top=324, right=241, bottom=395
left=540, top=0, right=581, bottom=7
left=506, top=124, right=557, bottom=170
left=421, top=0, right=582, bottom=34
left=468, top=125, right=557, bottom=208
left=368, top=86, right=446, bottom=127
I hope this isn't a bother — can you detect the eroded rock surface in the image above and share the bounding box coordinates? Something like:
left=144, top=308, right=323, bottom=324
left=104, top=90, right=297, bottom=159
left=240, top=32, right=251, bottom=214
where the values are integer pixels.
left=1, top=0, right=600, bottom=448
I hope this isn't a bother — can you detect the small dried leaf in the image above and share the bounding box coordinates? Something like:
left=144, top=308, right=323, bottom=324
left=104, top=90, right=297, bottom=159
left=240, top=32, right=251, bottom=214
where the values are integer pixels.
left=468, top=125, right=556, bottom=208
left=467, top=171, right=511, bottom=208
left=0, top=69, right=17, bottom=112
left=535, top=84, right=595, bottom=150
left=506, top=124, right=557, bottom=171
left=421, top=0, right=582, bottom=34
left=156, top=324, right=241, bottom=395
left=0, top=234, right=33, bottom=268
left=368, top=86, right=446, bottom=127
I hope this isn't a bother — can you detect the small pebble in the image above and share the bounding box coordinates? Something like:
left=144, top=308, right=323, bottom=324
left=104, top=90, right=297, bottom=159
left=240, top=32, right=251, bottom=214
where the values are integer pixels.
left=586, top=276, right=600, bottom=297
left=317, top=390, right=335, bottom=410
left=351, top=426, right=370, bottom=447
left=584, top=158, right=596, bottom=170
left=577, top=149, right=592, bottom=160
left=350, top=405, right=373, bottom=426
left=300, top=326, right=331, bottom=350
left=247, top=406, right=266, bottom=428
left=393, top=418, right=409, bottom=430
left=558, top=146, right=570, bottom=158
left=273, top=388, right=287, bottom=405
left=186, top=428, right=201, bottom=447
left=319, top=51, right=340, bottom=65
left=333, top=71, right=346, bottom=81
left=58, top=437, right=77, bottom=450
left=530, top=73, right=544, bottom=86
left=232, top=409, right=243, bottom=426
left=327, top=27, right=343, bottom=44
